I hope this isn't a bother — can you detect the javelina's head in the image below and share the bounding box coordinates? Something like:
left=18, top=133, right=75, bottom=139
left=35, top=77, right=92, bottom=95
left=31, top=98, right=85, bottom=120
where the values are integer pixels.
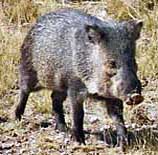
left=85, top=20, right=144, bottom=105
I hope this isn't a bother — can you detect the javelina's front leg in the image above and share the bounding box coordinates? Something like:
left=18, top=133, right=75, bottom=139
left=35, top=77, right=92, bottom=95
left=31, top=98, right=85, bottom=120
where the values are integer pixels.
left=106, top=98, right=128, bottom=151
left=68, top=80, right=87, bottom=145
left=71, top=100, right=85, bottom=144
left=51, top=90, right=67, bottom=132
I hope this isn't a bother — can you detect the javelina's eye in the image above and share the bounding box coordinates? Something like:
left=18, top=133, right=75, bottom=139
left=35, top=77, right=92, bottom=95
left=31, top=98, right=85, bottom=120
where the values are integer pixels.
left=109, top=60, right=117, bottom=68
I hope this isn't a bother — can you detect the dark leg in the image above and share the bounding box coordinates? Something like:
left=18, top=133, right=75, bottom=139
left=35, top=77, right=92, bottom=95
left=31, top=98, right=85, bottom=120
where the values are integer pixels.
left=15, top=46, right=39, bottom=120
left=71, top=100, right=85, bottom=144
left=51, top=90, right=67, bottom=132
left=106, top=99, right=127, bottom=151
left=15, top=90, right=30, bottom=120
left=68, top=81, right=87, bottom=145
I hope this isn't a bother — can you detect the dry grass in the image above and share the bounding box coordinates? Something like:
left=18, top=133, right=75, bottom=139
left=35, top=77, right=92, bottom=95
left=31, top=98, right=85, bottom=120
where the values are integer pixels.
left=0, top=0, right=158, bottom=154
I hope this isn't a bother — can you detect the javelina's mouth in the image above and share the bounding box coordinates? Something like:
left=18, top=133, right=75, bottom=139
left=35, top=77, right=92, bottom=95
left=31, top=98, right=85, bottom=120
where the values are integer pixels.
left=125, top=93, right=144, bottom=105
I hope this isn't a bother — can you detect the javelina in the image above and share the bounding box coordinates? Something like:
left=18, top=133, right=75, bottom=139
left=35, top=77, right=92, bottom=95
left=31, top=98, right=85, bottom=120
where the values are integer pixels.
left=15, top=8, right=144, bottom=149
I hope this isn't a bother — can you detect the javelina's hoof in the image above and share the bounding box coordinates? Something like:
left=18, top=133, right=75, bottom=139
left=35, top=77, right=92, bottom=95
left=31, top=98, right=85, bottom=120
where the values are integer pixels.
left=71, top=128, right=86, bottom=145
left=116, top=135, right=128, bottom=152
left=15, top=107, right=22, bottom=121
left=125, top=93, right=144, bottom=105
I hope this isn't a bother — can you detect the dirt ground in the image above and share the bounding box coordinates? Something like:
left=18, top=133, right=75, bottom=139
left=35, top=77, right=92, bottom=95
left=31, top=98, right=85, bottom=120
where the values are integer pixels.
left=0, top=78, right=158, bottom=155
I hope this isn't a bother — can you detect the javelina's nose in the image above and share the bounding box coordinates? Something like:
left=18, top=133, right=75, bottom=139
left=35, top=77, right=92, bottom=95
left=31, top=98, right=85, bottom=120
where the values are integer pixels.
left=125, top=93, right=144, bottom=105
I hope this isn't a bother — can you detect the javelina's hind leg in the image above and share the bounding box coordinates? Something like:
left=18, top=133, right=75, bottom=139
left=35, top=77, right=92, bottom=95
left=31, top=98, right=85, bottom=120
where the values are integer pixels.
left=51, top=90, right=67, bottom=132
left=15, top=89, right=30, bottom=120
left=68, top=80, right=87, bottom=145
left=106, top=99, right=128, bottom=151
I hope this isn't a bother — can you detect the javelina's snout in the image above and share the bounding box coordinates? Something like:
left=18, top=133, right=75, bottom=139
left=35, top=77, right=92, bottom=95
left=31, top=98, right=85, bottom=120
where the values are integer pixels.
left=124, top=79, right=144, bottom=105
left=125, top=93, right=144, bottom=105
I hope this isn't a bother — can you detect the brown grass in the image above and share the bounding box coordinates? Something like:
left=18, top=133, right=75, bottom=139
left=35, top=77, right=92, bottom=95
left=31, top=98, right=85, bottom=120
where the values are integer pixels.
left=0, top=0, right=158, bottom=154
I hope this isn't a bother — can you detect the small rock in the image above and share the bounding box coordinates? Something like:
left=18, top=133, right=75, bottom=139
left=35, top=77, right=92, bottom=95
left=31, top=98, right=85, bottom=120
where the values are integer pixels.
left=131, top=123, right=137, bottom=129
left=89, top=116, right=99, bottom=124
left=2, top=142, right=14, bottom=150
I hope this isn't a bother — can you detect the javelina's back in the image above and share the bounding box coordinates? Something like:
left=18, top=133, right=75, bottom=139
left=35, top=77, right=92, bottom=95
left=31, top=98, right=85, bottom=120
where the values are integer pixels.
left=20, top=8, right=107, bottom=90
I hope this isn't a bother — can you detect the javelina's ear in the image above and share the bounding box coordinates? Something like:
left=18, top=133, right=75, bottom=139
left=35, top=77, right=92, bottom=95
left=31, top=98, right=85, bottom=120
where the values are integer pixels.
left=127, top=20, right=143, bottom=40
left=85, top=25, right=105, bottom=43
left=134, top=20, right=143, bottom=39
